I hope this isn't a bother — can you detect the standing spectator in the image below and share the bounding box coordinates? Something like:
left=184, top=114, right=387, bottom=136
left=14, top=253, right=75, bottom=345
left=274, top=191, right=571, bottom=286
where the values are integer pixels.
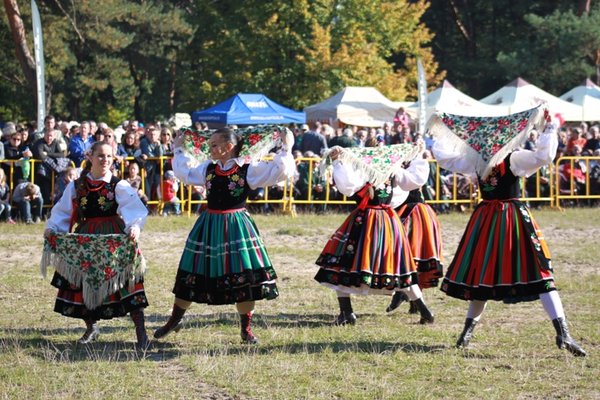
left=328, top=128, right=356, bottom=148
left=103, top=128, right=126, bottom=176
left=2, top=130, right=33, bottom=185
left=32, top=129, right=68, bottom=213
left=118, top=131, right=143, bottom=172
left=140, top=126, right=164, bottom=202
left=12, top=181, right=43, bottom=223
left=68, top=121, right=94, bottom=167
left=393, top=107, right=411, bottom=131
left=300, top=124, right=328, bottom=156
left=160, top=127, right=174, bottom=172
left=583, top=125, right=600, bottom=153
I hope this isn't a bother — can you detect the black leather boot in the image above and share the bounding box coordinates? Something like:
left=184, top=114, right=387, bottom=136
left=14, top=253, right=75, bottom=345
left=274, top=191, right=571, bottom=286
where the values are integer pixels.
left=335, top=296, right=357, bottom=325
left=552, top=317, right=586, bottom=357
left=78, top=318, right=100, bottom=344
left=386, top=291, right=408, bottom=313
left=130, top=310, right=151, bottom=349
left=240, top=312, right=258, bottom=344
left=456, top=318, right=477, bottom=348
left=154, top=304, right=186, bottom=339
left=413, top=298, right=434, bottom=324
left=408, top=300, right=418, bottom=314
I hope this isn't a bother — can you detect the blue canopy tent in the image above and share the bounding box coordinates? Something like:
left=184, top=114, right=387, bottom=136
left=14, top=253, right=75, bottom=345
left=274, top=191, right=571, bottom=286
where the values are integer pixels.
left=191, top=93, right=306, bottom=125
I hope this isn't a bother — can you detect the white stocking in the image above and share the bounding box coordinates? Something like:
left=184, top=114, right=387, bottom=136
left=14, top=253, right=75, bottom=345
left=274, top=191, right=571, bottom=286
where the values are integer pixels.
left=466, top=300, right=487, bottom=321
left=539, top=291, right=565, bottom=320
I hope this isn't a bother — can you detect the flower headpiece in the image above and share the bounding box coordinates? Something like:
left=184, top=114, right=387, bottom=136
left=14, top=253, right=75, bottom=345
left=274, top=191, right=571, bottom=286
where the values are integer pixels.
left=428, top=104, right=547, bottom=178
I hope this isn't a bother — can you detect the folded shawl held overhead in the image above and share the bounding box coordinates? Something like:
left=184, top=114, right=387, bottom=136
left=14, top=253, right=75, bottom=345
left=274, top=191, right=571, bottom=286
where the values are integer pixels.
left=427, top=104, right=548, bottom=179
left=319, top=143, right=422, bottom=189
left=178, top=125, right=294, bottom=167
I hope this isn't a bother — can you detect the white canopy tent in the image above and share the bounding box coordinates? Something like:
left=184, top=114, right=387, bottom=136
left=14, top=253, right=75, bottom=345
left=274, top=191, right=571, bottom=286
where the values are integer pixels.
left=559, top=78, right=600, bottom=122
left=480, top=77, right=583, bottom=121
left=408, top=80, right=509, bottom=120
left=304, top=86, right=405, bottom=128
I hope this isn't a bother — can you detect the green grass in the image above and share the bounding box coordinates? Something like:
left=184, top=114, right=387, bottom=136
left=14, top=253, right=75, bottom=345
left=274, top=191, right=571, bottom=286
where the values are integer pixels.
left=0, top=209, right=598, bottom=399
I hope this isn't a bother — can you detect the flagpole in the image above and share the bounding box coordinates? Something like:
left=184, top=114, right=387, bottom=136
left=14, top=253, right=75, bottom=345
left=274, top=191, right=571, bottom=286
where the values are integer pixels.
left=31, top=0, right=46, bottom=132
left=417, top=58, right=427, bottom=135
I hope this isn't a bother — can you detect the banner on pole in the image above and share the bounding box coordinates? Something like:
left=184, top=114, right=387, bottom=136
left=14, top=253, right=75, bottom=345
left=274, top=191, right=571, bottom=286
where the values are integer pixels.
left=417, top=58, right=427, bottom=135
left=31, top=0, right=46, bottom=132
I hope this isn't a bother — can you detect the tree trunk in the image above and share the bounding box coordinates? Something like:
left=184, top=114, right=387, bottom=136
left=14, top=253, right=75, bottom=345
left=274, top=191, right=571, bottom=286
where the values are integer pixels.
left=169, top=62, right=176, bottom=115
left=577, top=0, right=591, bottom=16
left=4, top=0, right=37, bottom=92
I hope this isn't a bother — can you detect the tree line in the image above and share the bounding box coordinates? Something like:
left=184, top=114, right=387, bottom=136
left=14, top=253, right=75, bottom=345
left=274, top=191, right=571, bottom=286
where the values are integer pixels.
left=1, top=0, right=599, bottom=126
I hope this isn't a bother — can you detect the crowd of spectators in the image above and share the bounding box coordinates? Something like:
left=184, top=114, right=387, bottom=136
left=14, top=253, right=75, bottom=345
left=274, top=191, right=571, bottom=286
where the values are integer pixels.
left=1, top=108, right=599, bottom=224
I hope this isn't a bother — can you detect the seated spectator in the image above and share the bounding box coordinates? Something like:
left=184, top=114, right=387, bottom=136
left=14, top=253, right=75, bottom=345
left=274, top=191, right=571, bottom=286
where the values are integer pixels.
left=189, top=185, right=206, bottom=214
left=52, top=166, right=79, bottom=205
left=161, top=170, right=181, bottom=216
left=12, top=181, right=43, bottom=224
left=125, top=161, right=148, bottom=206
left=0, top=169, right=16, bottom=224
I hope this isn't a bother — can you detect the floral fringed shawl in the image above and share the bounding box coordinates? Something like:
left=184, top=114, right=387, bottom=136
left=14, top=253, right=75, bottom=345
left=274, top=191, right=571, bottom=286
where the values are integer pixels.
left=178, top=125, right=293, bottom=167
left=320, top=143, right=421, bottom=188
left=428, top=105, right=547, bottom=179
left=41, top=233, right=146, bottom=310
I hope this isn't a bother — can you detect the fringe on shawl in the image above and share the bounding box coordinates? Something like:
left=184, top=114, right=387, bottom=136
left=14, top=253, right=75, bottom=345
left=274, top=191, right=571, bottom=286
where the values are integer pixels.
left=427, top=106, right=546, bottom=179
left=40, top=246, right=146, bottom=311
left=320, top=144, right=421, bottom=188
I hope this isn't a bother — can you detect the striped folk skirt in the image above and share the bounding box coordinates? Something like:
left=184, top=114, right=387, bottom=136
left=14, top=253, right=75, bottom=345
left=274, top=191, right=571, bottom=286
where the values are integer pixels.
left=173, top=208, right=278, bottom=305
left=315, top=206, right=417, bottom=295
left=52, top=216, right=149, bottom=320
left=441, top=200, right=555, bottom=302
left=397, top=202, right=444, bottom=289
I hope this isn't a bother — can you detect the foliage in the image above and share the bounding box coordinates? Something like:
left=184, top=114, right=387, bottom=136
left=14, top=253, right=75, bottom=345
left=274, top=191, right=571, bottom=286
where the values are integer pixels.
left=1, top=0, right=441, bottom=122
left=422, top=0, right=586, bottom=98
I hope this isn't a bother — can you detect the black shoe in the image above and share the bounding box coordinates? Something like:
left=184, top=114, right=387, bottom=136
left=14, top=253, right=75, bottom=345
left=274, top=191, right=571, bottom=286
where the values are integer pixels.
left=136, top=334, right=152, bottom=351
left=334, top=311, right=357, bottom=326
left=413, top=298, right=434, bottom=324
left=408, top=300, right=419, bottom=315
left=552, top=317, right=586, bottom=357
left=153, top=322, right=182, bottom=339
left=456, top=318, right=477, bottom=348
left=77, top=324, right=100, bottom=344
left=386, top=292, right=408, bottom=313
left=153, top=305, right=186, bottom=339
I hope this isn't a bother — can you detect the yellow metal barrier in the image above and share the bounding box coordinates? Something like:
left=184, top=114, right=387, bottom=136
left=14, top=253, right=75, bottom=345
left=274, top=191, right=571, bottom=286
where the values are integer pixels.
left=16, top=154, right=599, bottom=217
left=554, top=155, right=600, bottom=208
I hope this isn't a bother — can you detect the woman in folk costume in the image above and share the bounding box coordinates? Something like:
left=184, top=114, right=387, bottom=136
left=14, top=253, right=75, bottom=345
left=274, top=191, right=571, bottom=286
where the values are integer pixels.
left=154, top=126, right=295, bottom=344
left=386, top=152, right=444, bottom=314
left=314, top=144, right=436, bottom=325
left=429, top=105, right=586, bottom=356
left=42, top=142, right=149, bottom=348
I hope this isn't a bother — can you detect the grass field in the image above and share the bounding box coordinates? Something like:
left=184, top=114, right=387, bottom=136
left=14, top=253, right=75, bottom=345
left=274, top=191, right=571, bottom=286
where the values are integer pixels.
left=0, top=208, right=598, bottom=399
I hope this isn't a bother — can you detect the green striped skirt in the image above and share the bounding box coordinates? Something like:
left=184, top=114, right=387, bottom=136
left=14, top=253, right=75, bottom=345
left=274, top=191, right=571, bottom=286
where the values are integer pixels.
left=173, top=208, right=278, bottom=305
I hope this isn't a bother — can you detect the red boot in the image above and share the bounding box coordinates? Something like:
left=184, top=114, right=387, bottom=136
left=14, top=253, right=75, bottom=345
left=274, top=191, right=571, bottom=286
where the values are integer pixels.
left=240, top=312, right=258, bottom=344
